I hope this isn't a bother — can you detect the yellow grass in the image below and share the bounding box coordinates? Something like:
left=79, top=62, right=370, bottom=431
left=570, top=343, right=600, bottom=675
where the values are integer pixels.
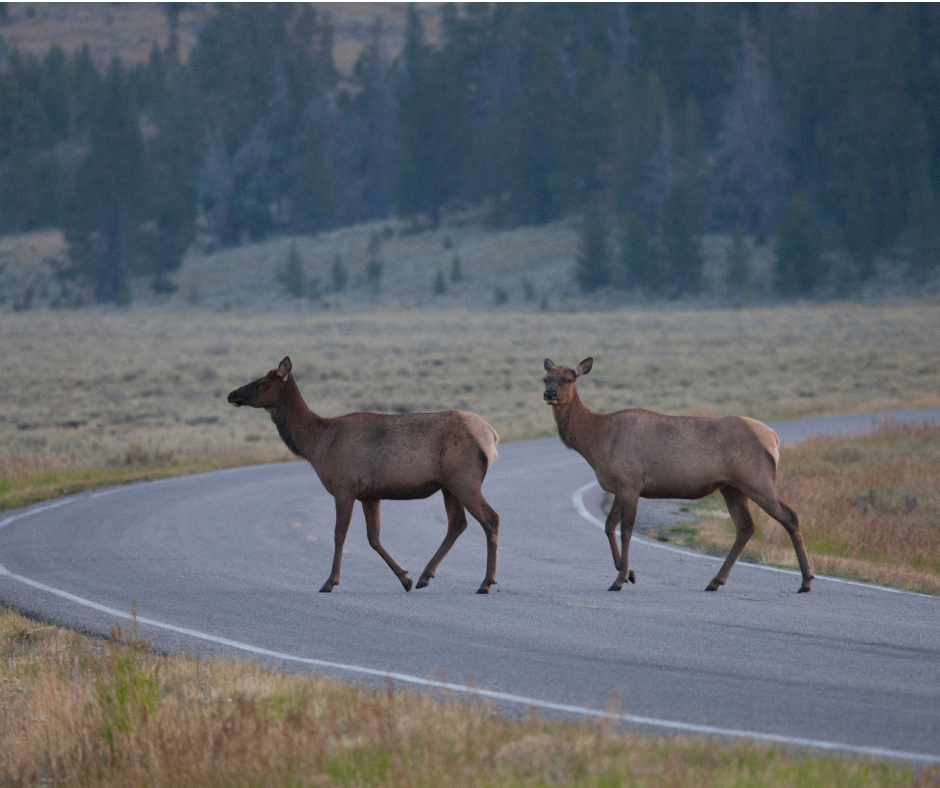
left=661, top=423, right=940, bottom=595
left=2, top=304, right=939, bottom=510
left=1, top=606, right=936, bottom=787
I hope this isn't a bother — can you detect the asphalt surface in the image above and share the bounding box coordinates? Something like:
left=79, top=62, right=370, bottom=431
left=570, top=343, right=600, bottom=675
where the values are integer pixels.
left=1, top=407, right=939, bottom=760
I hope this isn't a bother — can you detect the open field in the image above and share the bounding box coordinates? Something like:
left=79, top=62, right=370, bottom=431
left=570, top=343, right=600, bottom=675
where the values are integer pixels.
left=649, top=422, right=940, bottom=595
left=2, top=303, right=939, bottom=511
left=1, top=606, right=936, bottom=787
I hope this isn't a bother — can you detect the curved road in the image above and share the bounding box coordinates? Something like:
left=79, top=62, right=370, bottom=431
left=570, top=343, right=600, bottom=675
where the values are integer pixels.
left=2, top=408, right=940, bottom=761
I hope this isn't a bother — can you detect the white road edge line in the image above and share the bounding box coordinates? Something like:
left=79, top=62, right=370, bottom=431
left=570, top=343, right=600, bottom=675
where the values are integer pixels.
left=572, top=481, right=938, bottom=599
left=0, top=562, right=938, bottom=763
left=0, top=496, right=939, bottom=762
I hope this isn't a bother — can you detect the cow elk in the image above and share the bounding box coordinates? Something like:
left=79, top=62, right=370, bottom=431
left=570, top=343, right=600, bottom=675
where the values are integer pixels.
left=542, top=358, right=814, bottom=593
left=229, top=357, right=501, bottom=594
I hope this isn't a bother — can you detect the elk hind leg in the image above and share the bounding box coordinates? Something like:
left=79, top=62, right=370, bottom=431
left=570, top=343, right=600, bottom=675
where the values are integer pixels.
left=362, top=498, right=412, bottom=592
left=416, top=490, right=468, bottom=590
left=321, top=496, right=354, bottom=592
left=455, top=488, right=499, bottom=594
left=706, top=485, right=755, bottom=591
left=609, top=493, right=638, bottom=591
left=749, top=488, right=814, bottom=592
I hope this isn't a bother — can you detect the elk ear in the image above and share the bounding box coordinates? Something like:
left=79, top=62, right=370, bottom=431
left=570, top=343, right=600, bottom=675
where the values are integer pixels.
left=277, top=356, right=292, bottom=379
left=543, top=358, right=555, bottom=371
left=575, top=357, right=593, bottom=377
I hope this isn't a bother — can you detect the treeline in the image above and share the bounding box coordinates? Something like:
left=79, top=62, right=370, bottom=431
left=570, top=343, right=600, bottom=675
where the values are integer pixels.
left=1, top=3, right=939, bottom=302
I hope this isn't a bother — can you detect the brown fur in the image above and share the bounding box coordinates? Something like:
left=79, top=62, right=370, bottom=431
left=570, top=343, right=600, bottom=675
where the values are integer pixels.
left=543, top=357, right=814, bottom=593
left=229, top=357, right=500, bottom=594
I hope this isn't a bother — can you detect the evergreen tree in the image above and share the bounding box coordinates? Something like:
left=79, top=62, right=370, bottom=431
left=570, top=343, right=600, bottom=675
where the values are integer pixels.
left=433, top=268, right=447, bottom=295
left=725, top=224, right=752, bottom=305
left=615, top=210, right=656, bottom=291
left=277, top=241, right=307, bottom=297
left=496, top=42, right=565, bottom=225
left=660, top=180, right=703, bottom=296
left=843, top=169, right=878, bottom=282
left=366, top=229, right=383, bottom=295
left=394, top=6, right=470, bottom=226
left=332, top=254, right=348, bottom=292
left=63, top=59, right=145, bottom=304
left=575, top=196, right=611, bottom=292
left=774, top=189, right=825, bottom=298
left=907, top=161, right=940, bottom=283
left=450, top=253, right=463, bottom=283
left=290, top=128, right=335, bottom=233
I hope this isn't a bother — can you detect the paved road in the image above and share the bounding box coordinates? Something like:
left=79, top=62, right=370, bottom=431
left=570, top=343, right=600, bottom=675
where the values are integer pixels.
left=1, top=408, right=939, bottom=761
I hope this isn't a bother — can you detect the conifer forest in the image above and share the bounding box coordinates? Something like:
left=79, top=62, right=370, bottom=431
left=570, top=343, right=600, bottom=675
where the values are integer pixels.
left=1, top=3, right=939, bottom=303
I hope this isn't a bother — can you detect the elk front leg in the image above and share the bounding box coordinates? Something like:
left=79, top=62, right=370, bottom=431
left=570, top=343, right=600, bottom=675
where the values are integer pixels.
left=416, top=490, right=468, bottom=590
left=320, top=496, right=354, bottom=592
left=361, top=498, right=412, bottom=591
left=604, top=495, right=623, bottom=570
left=706, top=485, right=755, bottom=591
left=609, top=492, right=638, bottom=591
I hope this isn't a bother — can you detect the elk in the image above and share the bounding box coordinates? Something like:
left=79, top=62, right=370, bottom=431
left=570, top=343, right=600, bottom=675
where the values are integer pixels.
left=228, top=357, right=500, bottom=594
left=542, top=358, right=814, bottom=593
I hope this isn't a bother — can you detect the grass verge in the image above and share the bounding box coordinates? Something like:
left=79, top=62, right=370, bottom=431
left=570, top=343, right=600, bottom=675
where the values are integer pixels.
left=0, top=452, right=287, bottom=513
left=652, top=422, right=940, bottom=595
left=1, top=606, right=936, bottom=787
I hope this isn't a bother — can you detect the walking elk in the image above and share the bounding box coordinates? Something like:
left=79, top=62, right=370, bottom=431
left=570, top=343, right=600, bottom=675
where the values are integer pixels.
left=229, top=357, right=501, bottom=593
left=542, top=358, right=814, bottom=593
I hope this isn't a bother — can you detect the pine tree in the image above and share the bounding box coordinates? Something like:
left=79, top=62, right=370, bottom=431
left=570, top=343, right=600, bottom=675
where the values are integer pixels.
left=450, top=253, right=463, bottom=283
left=290, top=129, right=335, bottom=233
left=725, top=224, right=752, bottom=305
left=907, top=161, right=940, bottom=284
left=774, top=189, right=825, bottom=298
left=660, top=180, right=703, bottom=296
left=394, top=6, right=470, bottom=227
left=277, top=240, right=306, bottom=297
left=433, top=268, right=447, bottom=295
left=366, top=230, right=383, bottom=295
left=63, top=59, right=145, bottom=304
left=332, top=254, right=348, bottom=292
left=575, top=196, right=612, bottom=292
left=616, top=210, right=656, bottom=291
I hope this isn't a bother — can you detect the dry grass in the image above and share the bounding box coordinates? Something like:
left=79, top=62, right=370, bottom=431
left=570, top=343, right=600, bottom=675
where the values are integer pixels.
left=659, top=423, right=940, bottom=595
left=1, top=607, right=935, bottom=787
left=2, top=304, right=940, bottom=510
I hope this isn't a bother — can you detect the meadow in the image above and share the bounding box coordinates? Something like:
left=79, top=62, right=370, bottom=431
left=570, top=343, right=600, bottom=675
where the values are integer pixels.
left=2, top=304, right=939, bottom=511
left=1, top=607, right=936, bottom=787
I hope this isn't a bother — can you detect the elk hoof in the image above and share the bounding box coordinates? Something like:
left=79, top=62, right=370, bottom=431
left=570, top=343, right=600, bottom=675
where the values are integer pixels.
left=319, top=583, right=333, bottom=593
left=415, top=575, right=430, bottom=590
left=608, top=583, right=623, bottom=591
left=476, top=586, right=490, bottom=594
left=704, top=581, right=720, bottom=592
left=798, top=585, right=812, bottom=593
left=402, top=575, right=413, bottom=592
left=628, top=570, right=636, bottom=584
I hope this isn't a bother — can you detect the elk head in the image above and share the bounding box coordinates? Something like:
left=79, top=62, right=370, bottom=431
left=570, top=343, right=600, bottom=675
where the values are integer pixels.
left=542, top=357, right=592, bottom=406
left=228, top=356, right=293, bottom=411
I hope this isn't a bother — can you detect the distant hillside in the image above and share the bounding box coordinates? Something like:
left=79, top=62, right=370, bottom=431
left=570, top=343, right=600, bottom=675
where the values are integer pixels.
left=6, top=217, right=925, bottom=316
left=0, top=2, right=427, bottom=73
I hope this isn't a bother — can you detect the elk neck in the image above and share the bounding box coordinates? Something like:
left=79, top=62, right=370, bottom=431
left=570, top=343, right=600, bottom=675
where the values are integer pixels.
left=552, top=387, right=605, bottom=465
left=269, top=377, right=325, bottom=459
